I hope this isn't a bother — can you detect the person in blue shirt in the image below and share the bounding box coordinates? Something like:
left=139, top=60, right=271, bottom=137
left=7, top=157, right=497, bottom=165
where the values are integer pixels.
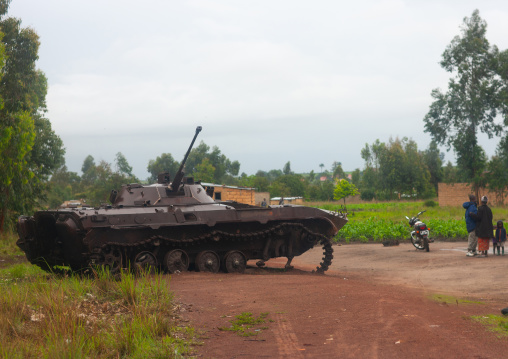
left=463, top=194, right=478, bottom=257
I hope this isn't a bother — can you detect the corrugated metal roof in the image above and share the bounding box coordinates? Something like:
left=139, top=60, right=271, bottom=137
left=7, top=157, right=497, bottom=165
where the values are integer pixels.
left=201, top=182, right=256, bottom=190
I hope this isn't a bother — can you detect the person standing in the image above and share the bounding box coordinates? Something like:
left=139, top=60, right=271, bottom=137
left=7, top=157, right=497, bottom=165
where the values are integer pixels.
left=260, top=198, right=267, bottom=208
left=493, top=220, right=506, bottom=256
left=471, top=196, right=494, bottom=257
left=463, top=194, right=478, bottom=257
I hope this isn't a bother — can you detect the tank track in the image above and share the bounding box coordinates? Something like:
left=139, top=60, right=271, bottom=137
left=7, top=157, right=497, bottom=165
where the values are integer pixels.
left=91, top=222, right=334, bottom=273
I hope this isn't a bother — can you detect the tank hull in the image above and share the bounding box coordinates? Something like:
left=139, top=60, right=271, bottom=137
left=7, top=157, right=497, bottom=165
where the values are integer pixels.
left=17, top=196, right=347, bottom=274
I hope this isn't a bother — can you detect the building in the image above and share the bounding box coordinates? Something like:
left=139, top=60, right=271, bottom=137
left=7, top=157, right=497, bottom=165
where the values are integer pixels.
left=202, top=183, right=258, bottom=206
left=270, top=197, right=304, bottom=206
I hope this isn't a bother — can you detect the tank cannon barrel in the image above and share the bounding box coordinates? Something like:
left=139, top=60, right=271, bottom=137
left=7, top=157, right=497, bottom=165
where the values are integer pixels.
left=170, top=126, right=202, bottom=191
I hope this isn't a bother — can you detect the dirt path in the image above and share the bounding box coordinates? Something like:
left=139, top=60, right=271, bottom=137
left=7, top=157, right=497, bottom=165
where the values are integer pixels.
left=171, top=242, right=508, bottom=358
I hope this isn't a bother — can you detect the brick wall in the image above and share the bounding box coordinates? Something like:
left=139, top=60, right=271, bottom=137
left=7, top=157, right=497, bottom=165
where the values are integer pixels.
left=438, top=183, right=508, bottom=207
left=213, top=186, right=255, bottom=205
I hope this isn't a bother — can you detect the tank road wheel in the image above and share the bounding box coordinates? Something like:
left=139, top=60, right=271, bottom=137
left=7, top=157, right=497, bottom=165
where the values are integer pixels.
left=195, top=251, right=220, bottom=273
left=103, top=246, right=123, bottom=274
left=164, top=249, right=189, bottom=273
left=223, top=251, right=247, bottom=273
left=133, top=251, right=158, bottom=273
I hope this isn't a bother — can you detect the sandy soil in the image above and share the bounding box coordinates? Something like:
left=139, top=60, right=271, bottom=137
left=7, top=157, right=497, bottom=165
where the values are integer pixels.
left=170, top=241, right=508, bottom=358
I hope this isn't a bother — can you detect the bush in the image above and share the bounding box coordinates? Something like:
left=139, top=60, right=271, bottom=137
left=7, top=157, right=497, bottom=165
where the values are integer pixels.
left=360, top=189, right=376, bottom=201
left=424, top=200, right=438, bottom=207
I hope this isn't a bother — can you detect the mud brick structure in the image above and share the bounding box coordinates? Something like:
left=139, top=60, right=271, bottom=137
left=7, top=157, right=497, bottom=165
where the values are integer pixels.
left=438, top=183, right=508, bottom=207
left=203, top=183, right=257, bottom=205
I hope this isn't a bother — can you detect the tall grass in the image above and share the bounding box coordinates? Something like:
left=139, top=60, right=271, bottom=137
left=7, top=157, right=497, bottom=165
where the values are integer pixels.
left=0, top=265, right=196, bottom=358
left=0, top=232, right=23, bottom=257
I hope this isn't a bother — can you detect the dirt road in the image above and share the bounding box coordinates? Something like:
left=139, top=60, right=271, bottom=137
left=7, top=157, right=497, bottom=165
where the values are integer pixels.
left=171, top=242, right=508, bottom=358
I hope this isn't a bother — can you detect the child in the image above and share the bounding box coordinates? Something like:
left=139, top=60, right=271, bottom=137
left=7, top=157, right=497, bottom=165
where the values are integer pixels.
left=493, top=220, right=507, bottom=256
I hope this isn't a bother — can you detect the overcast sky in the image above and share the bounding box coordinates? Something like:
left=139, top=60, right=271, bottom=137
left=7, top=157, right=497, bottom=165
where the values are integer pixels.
left=7, top=0, right=508, bottom=179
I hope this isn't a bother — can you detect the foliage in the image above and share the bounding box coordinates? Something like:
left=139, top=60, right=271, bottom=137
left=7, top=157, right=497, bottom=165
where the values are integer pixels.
left=358, top=138, right=434, bottom=200
left=237, top=174, right=270, bottom=192
left=423, top=141, right=443, bottom=192
left=146, top=153, right=179, bottom=183
left=0, top=9, right=64, bottom=232
left=424, top=200, right=438, bottom=207
left=486, top=136, right=508, bottom=205
left=333, top=179, right=359, bottom=205
left=282, top=161, right=292, bottom=175
left=360, top=188, right=375, bottom=201
left=185, top=141, right=240, bottom=184
left=269, top=174, right=306, bottom=198
left=46, top=155, right=139, bottom=208
left=194, top=158, right=216, bottom=183
left=424, top=9, right=502, bottom=192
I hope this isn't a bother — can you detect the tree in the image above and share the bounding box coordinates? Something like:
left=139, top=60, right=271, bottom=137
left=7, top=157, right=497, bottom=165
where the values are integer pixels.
left=81, top=155, right=97, bottom=185
left=332, top=162, right=345, bottom=179
left=115, top=152, right=133, bottom=177
left=147, top=153, right=179, bottom=183
left=283, top=161, right=292, bottom=175
left=494, top=48, right=508, bottom=122
left=423, top=141, right=443, bottom=192
left=0, top=7, right=64, bottom=231
left=46, top=165, right=81, bottom=209
left=319, top=163, right=324, bottom=173
left=185, top=141, right=240, bottom=184
left=194, top=158, right=215, bottom=183
left=333, top=179, right=359, bottom=205
left=270, top=174, right=306, bottom=197
left=424, top=10, right=502, bottom=194
left=442, top=161, right=458, bottom=183
left=485, top=135, right=508, bottom=204
left=351, top=168, right=361, bottom=186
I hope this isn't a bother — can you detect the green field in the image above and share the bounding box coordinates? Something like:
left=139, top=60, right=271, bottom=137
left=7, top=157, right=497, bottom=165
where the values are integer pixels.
left=312, top=201, right=508, bottom=243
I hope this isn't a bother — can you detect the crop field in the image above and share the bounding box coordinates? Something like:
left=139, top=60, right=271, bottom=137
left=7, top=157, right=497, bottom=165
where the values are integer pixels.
left=312, top=201, right=508, bottom=243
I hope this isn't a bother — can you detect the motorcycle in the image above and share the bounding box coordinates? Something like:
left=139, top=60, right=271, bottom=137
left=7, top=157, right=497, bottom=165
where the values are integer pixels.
left=405, top=210, right=432, bottom=252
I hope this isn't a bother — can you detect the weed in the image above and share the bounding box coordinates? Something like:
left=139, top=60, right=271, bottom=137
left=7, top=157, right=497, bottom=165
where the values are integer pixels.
left=471, top=315, right=508, bottom=337
left=429, top=294, right=484, bottom=305
left=219, top=312, right=271, bottom=336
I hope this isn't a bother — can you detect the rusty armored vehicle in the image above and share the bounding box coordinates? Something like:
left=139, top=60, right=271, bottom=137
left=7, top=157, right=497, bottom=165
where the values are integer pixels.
left=17, top=127, right=347, bottom=274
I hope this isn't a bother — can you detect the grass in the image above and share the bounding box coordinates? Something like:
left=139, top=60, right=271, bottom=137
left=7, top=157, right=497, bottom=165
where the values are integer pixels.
left=471, top=315, right=508, bottom=337
left=429, top=294, right=484, bottom=305
left=0, top=233, right=23, bottom=257
left=0, top=258, right=198, bottom=358
left=308, top=201, right=508, bottom=243
left=218, top=312, right=271, bottom=337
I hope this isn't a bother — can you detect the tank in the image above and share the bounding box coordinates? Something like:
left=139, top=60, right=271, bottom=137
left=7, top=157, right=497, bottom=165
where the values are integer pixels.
left=16, top=127, right=348, bottom=274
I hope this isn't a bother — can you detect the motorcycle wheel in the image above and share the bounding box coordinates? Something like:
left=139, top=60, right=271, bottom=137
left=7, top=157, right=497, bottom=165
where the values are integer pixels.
left=410, top=233, right=426, bottom=250
left=423, top=236, right=430, bottom=252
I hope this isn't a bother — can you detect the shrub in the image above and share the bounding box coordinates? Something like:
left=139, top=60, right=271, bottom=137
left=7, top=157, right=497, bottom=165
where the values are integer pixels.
left=360, top=189, right=375, bottom=201
left=424, top=200, right=438, bottom=207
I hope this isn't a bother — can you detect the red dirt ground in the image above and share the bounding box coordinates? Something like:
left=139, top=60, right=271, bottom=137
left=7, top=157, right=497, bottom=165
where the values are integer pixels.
left=171, top=242, right=508, bottom=358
